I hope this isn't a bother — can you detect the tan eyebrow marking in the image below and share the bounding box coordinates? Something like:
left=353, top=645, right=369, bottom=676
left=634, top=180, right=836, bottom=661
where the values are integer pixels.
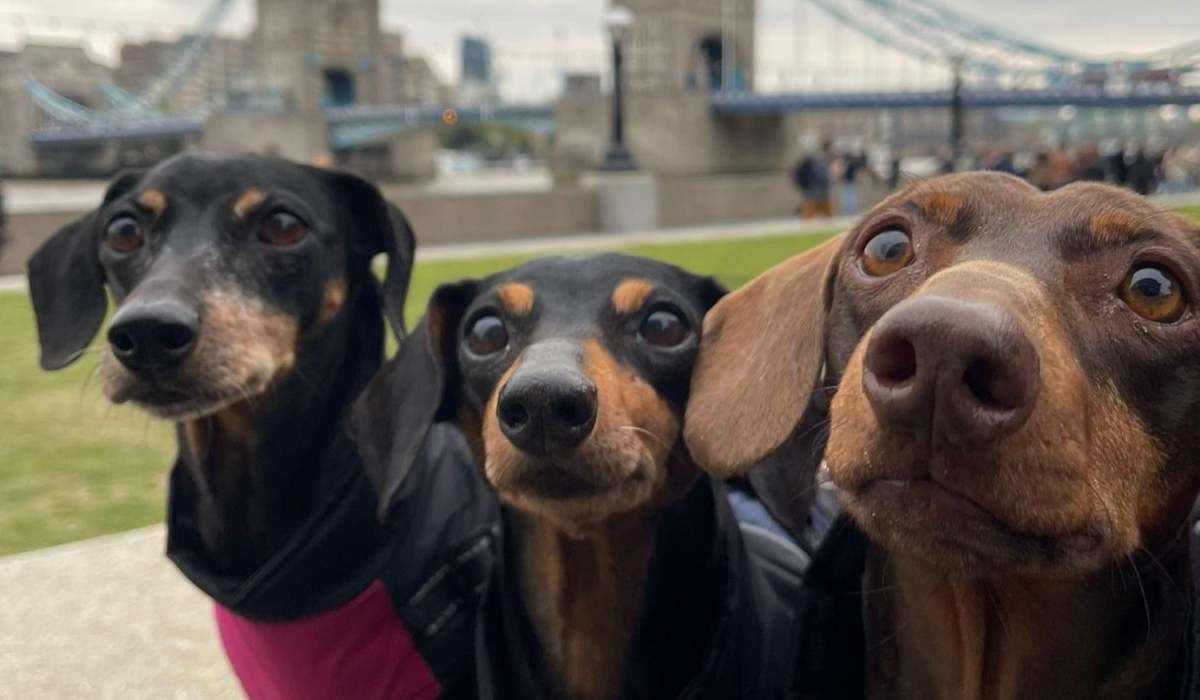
left=612, top=278, right=656, bottom=315
left=316, top=278, right=347, bottom=327
left=496, top=283, right=535, bottom=316
left=233, top=189, right=268, bottom=220
left=1088, top=211, right=1147, bottom=244
left=913, top=191, right=964, bottom=227
left=135, top=189, right=166, bottom=218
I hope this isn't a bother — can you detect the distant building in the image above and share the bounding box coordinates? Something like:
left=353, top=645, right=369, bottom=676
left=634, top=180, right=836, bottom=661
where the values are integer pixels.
left=461, top=36, right=492, bottom=85
left=459, top=36, right=498, bottom=106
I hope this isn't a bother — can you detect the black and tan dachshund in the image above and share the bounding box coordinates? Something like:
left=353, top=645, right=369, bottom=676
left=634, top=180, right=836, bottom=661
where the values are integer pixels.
left=351, top=254, right=805, bottom=700
left=685, top=173, right=1200, bottom=700
left=27, top=153, right=495, bottom=700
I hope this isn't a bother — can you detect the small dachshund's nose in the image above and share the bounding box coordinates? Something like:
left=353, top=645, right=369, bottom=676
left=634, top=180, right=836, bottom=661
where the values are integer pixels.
left=108, top=300, right=200, bottom=371
left=498, top=367, right=598, bottom=455
left=862, top=296, right=1040, bottom=446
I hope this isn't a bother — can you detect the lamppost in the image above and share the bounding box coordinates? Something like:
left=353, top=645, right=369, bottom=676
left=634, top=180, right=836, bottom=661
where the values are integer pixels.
left=949, top=54, right=966, bottom=171
left=598, top=6, right=637, bottom=172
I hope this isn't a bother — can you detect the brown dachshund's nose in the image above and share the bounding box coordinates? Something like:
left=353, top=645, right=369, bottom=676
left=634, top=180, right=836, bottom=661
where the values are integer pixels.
left=862, top=296, right=1040, bottom=446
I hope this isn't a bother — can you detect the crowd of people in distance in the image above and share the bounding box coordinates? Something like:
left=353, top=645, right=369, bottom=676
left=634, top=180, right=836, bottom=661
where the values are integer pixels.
left=976, top=141, right=1200, bottom=195
left=793, top=138, right=1200, bottom=220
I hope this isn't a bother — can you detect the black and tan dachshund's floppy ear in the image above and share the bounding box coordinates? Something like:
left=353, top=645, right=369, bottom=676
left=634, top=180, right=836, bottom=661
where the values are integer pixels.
left=324, top=170, right=417, bottom=341
left=27, top=169, right=144, bottom=371
left=349, top=281, right=477, bottom=518
left=684, top=234, right=848, bottom=478
left=692, top=275, right=729, bottom=314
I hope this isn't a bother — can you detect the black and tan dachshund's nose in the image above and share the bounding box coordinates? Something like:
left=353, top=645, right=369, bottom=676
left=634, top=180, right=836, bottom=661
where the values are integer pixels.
left=498, top=365, right=598, bottom=455
left=862, top=296, right=1040, bottom=446
left=107, top=300, right=200, bottom=371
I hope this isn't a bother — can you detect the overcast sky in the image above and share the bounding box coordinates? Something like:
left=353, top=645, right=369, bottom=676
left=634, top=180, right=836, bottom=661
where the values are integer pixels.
left=0, top=0, right=1196, bottom=100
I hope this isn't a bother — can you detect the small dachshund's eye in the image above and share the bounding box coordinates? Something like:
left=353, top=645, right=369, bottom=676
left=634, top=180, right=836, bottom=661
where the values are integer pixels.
left=1121, top=265, right=1187, bottom=323
left=640, top=308, right=689, bottom=348
left=260, top=211, right=309, bottom=247
left=861, top=229, right=914, bottom=277
left=466, top=314, right=508, bottom=356
left=105, top=216, right=144, bottom=254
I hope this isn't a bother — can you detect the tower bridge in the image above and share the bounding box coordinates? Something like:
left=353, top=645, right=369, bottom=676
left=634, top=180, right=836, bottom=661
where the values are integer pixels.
left=7, top=0, right=1200, bottom=178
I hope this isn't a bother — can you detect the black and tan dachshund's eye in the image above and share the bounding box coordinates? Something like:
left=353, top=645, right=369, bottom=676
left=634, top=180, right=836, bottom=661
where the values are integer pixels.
left=640, top=308, right=689, bottom=348
left=260, top=211, right=309, bottom=247
left=1121, top=265, right=1187, bottom=323
left=105, top=216, right=144, bottom=254
left=466, top=314, right=509, bottom=356
left=861, top=228, right=914, bottom=278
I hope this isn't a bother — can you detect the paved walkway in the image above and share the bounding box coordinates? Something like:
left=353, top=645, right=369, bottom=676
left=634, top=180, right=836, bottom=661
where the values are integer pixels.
left=0, top=526, right=242, bottom=700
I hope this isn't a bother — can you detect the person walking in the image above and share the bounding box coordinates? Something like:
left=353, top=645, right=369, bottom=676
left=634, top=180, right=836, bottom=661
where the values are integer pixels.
left=1076, top=144, right=1106, bottom=182
left=792, top=139, right=834, bottom=219
left=887, top=157, right=902, bottom=192
left=1128, top=149, right=1158, bottom=196
left=0, top=178, right=7, bottom=262
left=839, top=147, right=869, bottom=216
left=1163, top=146, right=1192, bottom=195
left=1109, top=142, right=1131, bottom=187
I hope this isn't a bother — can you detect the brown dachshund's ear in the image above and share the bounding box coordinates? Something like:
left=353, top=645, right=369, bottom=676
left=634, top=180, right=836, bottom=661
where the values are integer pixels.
left=27, top=169, right=144, bottom=371
left=349, top=281, right=476, bottom=519
left=324, top=170, right=416, bottom=341
left=684, top=234, right=847, bottom=477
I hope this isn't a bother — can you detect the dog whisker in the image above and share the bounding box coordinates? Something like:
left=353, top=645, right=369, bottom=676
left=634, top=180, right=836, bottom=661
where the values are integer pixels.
left=618, top=426, right=687, bottom=463
left=1125, top=553, right=1153, bottom=647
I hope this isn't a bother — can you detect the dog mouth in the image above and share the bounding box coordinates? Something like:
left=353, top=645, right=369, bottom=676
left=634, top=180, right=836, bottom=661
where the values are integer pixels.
left=499, top=460, right=646, bottom=501
left=109, top=374, right=272, bottom=421
left=846, top=478, right=1108, bottom=574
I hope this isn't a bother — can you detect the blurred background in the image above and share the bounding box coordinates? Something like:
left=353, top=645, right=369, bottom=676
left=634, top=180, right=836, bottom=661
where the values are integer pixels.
left=0, top=0, right=1198, bottom=274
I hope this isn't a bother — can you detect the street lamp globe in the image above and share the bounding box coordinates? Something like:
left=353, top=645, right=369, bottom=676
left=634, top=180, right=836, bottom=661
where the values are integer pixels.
left=604, top=6, right=635, bottom=45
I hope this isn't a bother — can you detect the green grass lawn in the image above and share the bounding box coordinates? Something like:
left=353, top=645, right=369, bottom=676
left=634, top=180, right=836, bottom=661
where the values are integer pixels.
left=0, top=231, right=832, bottom=556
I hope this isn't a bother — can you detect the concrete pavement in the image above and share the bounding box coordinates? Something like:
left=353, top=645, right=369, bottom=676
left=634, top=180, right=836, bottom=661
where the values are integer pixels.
left=0, top=526, right=242, bottom=700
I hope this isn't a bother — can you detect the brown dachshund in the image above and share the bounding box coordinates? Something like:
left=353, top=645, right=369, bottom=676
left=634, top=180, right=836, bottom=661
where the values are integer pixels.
left=685, top=172, right=1200, bottom=700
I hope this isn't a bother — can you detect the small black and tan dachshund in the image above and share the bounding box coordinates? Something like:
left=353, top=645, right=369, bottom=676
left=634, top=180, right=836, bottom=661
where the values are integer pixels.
left=352, top=254, right=806, bottom=700
left=27, top=153, right=495, bottom=700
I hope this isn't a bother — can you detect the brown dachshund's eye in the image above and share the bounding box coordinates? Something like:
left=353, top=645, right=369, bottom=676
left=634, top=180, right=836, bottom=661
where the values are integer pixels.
left=466, top=314, right=508, bottom=356
left=1121, top=265, right=1187, bottom=323
left=861, top=229, right=914, bottom=277
left=105, top=216, right=144, bottom=254
left=640, top=308, right=689, bottom=347
left=260, top=211, right=309, bottom=246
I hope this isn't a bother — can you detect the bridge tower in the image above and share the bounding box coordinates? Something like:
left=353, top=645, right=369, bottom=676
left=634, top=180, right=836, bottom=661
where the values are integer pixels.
left=252, top=0, right=385, bottom=112
left=619, top=0, right=755, bottom=93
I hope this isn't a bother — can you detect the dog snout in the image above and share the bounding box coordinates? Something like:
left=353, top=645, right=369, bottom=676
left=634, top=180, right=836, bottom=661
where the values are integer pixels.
left=108, top=299, right=201, bottom=371
left=498, top=365, right=598, bottom=455
left=862, top=295, right=1040, bottom=446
